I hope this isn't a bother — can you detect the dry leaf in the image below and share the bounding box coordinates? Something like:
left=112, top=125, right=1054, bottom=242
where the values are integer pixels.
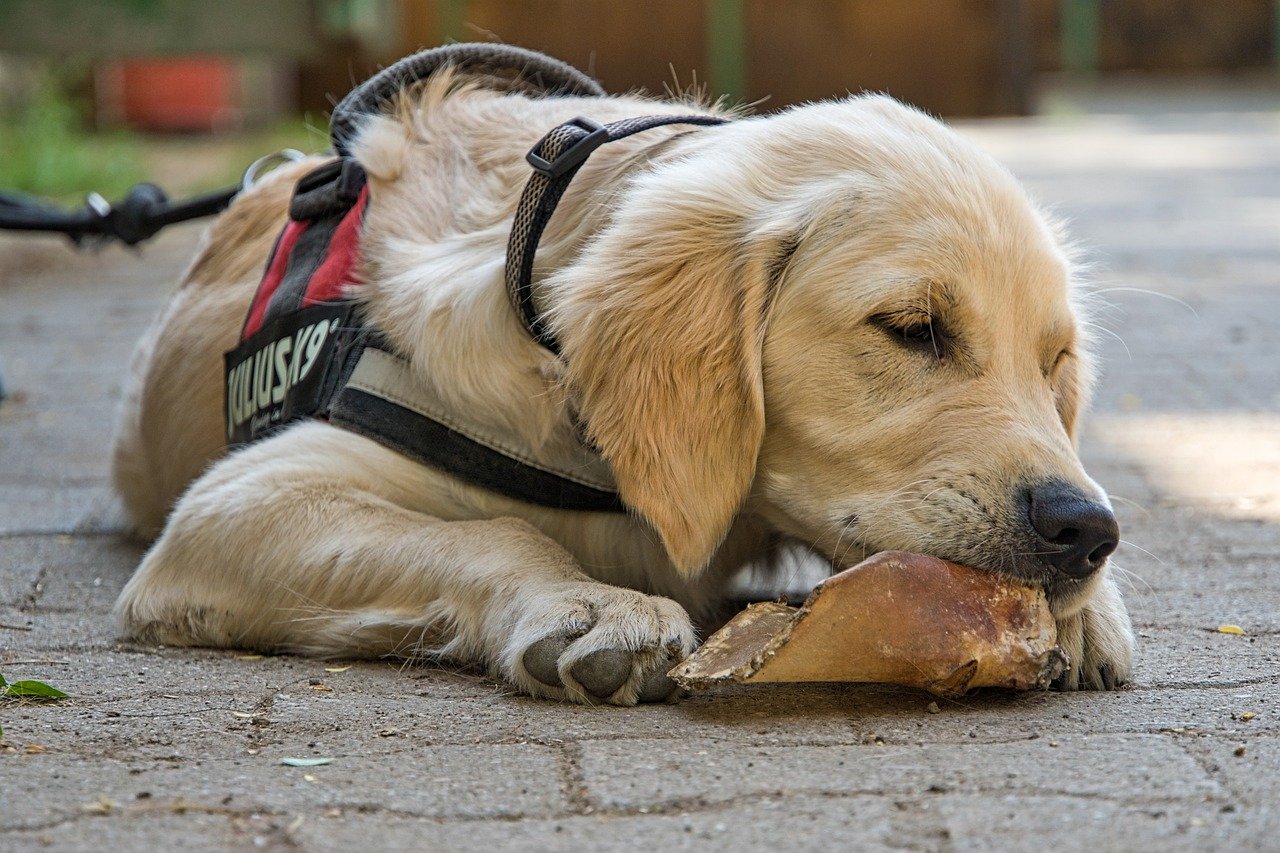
left=1240, top=711, right=1257, bottom=722
left=1217, top=625, right=1245, bottom=635
left=81, top=798, right=115, bottom=815
left=237, top=654, right=264, bottom=661
left=25, top=744, right=47, bottom=754
left=231, top=711, right=256, bottom=719
left=309, top=684, right=334, bottom=692
left=324, top=666, right=351, bottom=673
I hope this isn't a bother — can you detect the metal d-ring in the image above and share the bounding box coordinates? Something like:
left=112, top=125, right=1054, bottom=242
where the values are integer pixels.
left=241, top=149, right=308, bottom=192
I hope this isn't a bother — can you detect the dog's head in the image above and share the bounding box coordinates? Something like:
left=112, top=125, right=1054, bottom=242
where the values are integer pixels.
left=552, top=94, right=1115, bottom=616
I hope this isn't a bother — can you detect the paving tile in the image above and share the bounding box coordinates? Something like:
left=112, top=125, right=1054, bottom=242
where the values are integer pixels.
left=0, top=484, right=117, bottom=536
left=0, top=812, right=242, bottom=852
left=1187, top=735, right=1280, bottom=808
left=0, top=743, right=564, bottom=827
left=0, top=534, right=142, bottom=611
left=1130, top=628, right=1280, bottom=688
left=577, top=734, right=1222, bottom=809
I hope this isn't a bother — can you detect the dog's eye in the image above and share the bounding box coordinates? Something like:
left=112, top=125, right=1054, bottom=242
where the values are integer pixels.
left=1046, top=348, right=1070, bottom=377
left=872, top=314, right=945, bottom=358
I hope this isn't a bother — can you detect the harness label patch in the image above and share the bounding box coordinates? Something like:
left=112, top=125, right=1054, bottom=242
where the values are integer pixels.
left=224, top=303, right=353, bottom=445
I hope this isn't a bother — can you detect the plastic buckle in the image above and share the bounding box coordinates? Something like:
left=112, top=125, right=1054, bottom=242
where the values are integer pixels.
left=335, top=157, right=367, bottom=202
left=526, top=117, right=609, bottom=179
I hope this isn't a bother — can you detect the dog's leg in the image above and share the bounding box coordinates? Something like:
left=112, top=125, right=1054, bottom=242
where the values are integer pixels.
left=114, top=425, right=694, bottom=706
left=1054, top=568, right=1134, bottom=690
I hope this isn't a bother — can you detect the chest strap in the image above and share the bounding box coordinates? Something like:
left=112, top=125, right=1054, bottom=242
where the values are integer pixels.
left=330, top=345, right=626, bottom=513
left=504, top=113, right=729, bottom=355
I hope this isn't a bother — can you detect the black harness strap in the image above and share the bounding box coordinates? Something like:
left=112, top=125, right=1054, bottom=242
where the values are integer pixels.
left=504, top=114, right=729, bottom=355
left=329, top=344, right=626, bottom=512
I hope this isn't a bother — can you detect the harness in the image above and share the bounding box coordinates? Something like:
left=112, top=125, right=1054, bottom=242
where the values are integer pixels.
left=224, top=45, right=729, bottom=513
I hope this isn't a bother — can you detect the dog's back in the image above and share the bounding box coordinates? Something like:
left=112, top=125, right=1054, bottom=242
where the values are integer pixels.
left=111, top=158, right=323, bottom=536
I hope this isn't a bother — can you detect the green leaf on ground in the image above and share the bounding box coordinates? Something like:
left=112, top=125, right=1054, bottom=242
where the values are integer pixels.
left=1, top=672, right=68, bottom=700
left=5, top=680, right=69, bottom=699
left=281, top=757, right=334, bottom=767
left=0, top=673, right=68, bottom=738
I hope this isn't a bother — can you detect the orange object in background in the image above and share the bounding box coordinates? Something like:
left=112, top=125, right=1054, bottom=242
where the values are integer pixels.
left=108, top=57, right=242, bottom=132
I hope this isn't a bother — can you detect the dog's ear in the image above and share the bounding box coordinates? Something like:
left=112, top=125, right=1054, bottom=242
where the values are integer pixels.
left=553, top=187, right=792, bottom=576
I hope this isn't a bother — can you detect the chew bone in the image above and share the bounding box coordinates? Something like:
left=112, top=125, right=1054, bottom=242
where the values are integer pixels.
left=670, top=551, right=1067, bottom=697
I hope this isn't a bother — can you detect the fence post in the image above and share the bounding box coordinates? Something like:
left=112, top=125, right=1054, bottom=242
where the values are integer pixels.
left=706, top=0, right=746, bottom=102
left=438, top=0, right=468, bottom=43
left=1061, top=0, right=1099, bottom=75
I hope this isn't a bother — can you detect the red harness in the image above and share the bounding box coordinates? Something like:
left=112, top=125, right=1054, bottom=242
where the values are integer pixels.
left=242, top=184, right=369, bottom=339
left=224, top=162, right=369, bottom=446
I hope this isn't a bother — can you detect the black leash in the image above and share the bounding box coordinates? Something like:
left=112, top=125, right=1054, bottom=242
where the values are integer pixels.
left=0, top=149, right=308, bottom=248
left=0, top=43, right=604, bottom=249
left=0, top=182, right=240, bottom=248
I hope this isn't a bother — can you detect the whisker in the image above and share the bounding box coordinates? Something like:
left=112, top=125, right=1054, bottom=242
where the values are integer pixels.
left=1081, top=320, right=1132, bottom=360
left=1107, top=561, right=1154, bottom=595
left=1087, top=287, right=1199, bottom=319
left=1117, top=538, right=1166, bottom=566
left=1106, top=494, right=1150, bottom=516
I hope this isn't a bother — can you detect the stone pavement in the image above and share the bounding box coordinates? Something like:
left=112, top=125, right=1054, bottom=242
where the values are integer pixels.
left=1, top=87, right=1277, bottom=850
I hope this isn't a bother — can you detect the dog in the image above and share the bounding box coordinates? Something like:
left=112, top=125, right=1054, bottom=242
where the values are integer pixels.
left=111, top=68, right=1134, bottom=705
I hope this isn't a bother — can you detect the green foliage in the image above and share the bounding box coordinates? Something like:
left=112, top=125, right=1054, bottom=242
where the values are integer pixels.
left=0, top=672, right=68, bottom=738
left=0, top=80, right=147, bottom=206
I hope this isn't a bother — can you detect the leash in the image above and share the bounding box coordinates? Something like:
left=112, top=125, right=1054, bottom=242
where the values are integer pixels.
left=0, top=182, right=242, bottom=248
left=0, top=149, right=311, bottom=248
left=0, top=43, right=605, bottom=248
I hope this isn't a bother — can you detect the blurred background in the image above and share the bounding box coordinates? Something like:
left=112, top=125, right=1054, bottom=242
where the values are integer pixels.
left=0, top=0, right=1277, bottom=203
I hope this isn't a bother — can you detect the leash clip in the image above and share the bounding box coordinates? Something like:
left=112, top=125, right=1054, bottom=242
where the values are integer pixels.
left=526, top=116, right=609, bottom=179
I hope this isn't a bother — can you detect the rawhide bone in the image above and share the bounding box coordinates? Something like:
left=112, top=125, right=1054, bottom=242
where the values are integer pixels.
left=669, top=551, right=1068, bottom=697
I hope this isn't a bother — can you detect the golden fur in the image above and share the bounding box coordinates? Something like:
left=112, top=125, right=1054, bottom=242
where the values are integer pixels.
left=112, top=72, right=1132, bottom=704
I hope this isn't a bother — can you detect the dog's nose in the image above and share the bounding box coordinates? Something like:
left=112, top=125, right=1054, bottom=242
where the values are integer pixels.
left=1026, top=482, right=1119, bottom=579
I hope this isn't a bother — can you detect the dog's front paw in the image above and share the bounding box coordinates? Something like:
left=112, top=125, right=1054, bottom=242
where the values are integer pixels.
left=1054, top=570, right=1135, bottom=691
left=505, top=582, right=695, bottom=706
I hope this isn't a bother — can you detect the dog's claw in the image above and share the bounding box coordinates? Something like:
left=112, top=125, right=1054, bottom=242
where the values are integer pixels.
left=523, top=635, right=572, bottom=687
left=637, top=662, right=678, bottom=703
left=635, top=645, right=684, bottom=703
left=571, top=648, right=633, bottom=698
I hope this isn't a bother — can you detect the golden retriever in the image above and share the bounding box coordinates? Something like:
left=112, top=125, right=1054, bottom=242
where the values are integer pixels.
left=111, top=70, right=1133, bottom=704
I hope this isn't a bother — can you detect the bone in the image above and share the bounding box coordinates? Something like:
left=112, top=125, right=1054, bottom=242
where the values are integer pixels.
left=669, top=552, right=1067, bottom=697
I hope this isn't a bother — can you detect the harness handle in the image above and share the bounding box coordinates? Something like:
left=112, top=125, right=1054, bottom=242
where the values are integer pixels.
left=330, top=43, right=607, bottom=156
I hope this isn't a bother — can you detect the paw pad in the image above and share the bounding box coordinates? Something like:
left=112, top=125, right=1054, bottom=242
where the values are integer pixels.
left=570, top=648, right=633, bottom=698
left=522, top=635, right=573, bottom=688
